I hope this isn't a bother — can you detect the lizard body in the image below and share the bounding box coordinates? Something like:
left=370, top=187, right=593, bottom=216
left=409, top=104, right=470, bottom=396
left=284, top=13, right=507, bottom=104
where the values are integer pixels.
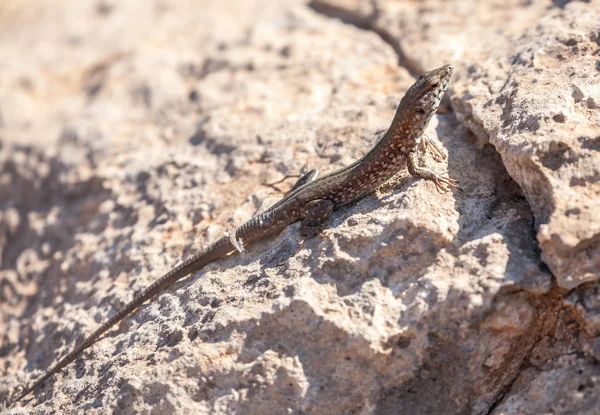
left=14, top=64, right=455, bottom=403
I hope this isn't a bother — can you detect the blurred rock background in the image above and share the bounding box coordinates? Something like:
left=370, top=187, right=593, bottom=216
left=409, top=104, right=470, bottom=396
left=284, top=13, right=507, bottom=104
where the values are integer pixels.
left=0, top=0, right=598, bottom=414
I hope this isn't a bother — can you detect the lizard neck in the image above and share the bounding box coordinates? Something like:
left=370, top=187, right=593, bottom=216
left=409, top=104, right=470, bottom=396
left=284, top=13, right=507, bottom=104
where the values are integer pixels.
left=362, top=104, right=421, bottom=170
left=333, top=104, right=421, bottom=204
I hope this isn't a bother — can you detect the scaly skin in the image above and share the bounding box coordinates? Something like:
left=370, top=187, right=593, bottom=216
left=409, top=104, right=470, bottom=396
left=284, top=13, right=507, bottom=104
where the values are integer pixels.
left=14, top=64, right=456, bottom=404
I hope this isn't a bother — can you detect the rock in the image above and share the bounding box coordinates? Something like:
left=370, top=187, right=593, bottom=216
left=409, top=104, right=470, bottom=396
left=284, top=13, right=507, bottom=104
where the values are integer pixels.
left=0, top=0, right=597, bottom=414
left=490, top=358, right=600, bottom=415
left=450, top=3, right=600, bottom=291
left=312, top=0, right=600, bottom=290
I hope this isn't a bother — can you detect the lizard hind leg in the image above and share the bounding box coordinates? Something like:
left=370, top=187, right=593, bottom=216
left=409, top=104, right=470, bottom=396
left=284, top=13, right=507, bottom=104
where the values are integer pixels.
left=299, top=199, right=334, bottom=237
left=287, top=168, right=319, bottom=194
left=263, top=168, right=319, bottom=195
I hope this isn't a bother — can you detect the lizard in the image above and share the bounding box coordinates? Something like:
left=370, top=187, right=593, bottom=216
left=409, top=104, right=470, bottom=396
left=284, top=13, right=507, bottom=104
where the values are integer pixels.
left=13, top=63, right=456, bottom=404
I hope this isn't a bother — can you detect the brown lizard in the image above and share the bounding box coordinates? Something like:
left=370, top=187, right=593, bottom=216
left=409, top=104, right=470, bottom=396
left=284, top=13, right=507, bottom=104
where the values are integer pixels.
left=14, top=64, right=456, bottom=404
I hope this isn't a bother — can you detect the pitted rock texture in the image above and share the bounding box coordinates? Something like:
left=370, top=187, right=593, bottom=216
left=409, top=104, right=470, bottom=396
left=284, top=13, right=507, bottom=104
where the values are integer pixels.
left=311, top=0, right=600, bottom=289
left=450, top=4, right=600, bottom=291
left=0, top=0, right=598, bottom=414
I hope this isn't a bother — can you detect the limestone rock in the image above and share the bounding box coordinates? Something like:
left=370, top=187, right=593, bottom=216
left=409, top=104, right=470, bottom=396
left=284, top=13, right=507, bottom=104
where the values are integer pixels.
left=450, top=3, right=600, bottom=290
left=0, top=1, right=597, bottom=414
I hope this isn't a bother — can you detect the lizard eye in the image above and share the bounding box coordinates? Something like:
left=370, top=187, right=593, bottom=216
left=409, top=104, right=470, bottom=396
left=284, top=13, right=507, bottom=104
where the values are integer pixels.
left=415, top=107, right=426, bottom=115
left=431, top=82, right=439, bottom=88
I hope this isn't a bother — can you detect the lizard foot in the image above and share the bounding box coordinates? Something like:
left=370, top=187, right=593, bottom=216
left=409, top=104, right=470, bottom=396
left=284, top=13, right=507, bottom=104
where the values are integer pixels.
left=408, top=151, right=460, bottom=193
left=430, top=174, right=460, bottom=193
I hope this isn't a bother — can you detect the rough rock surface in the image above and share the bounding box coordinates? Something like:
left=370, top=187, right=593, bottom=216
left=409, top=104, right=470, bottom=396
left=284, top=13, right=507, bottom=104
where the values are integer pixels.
left=0, top=0, right=598, bottom=414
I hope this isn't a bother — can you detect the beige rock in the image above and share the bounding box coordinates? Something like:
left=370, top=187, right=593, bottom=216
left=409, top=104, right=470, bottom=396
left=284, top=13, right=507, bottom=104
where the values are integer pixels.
left=0, top=0, right=597, bottom=414
left=312, top=0, right=600, bottom=289
left=450, top=3, right=600, bottom=290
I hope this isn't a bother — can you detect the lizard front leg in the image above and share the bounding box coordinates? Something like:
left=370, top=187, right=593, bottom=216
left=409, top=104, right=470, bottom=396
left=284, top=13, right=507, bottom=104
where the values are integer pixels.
left=299, top=199, right=334, bottom=236
left=408, top=150, right=459, bottom=193
left=420, top=134, right=447, bottom=162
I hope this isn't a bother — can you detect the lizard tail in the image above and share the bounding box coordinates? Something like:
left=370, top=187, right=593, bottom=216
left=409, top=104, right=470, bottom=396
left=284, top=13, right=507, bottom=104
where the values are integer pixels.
left=14, top=235, right=234, bottom=404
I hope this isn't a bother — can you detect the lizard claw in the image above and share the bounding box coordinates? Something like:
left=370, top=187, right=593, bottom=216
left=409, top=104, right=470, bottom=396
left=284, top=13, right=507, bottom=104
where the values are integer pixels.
left=432, top=175, right=460, bottom=193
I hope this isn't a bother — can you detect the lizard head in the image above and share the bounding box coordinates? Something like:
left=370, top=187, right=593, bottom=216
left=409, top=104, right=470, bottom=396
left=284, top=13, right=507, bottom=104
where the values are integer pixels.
left=404, top=64, right=453, bottom=118
left=393, top=64, right=453, bottom=141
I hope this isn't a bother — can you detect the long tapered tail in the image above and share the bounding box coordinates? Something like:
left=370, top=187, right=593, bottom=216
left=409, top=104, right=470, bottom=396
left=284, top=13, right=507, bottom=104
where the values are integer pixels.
left=15, top=236, right=234, bottom=403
